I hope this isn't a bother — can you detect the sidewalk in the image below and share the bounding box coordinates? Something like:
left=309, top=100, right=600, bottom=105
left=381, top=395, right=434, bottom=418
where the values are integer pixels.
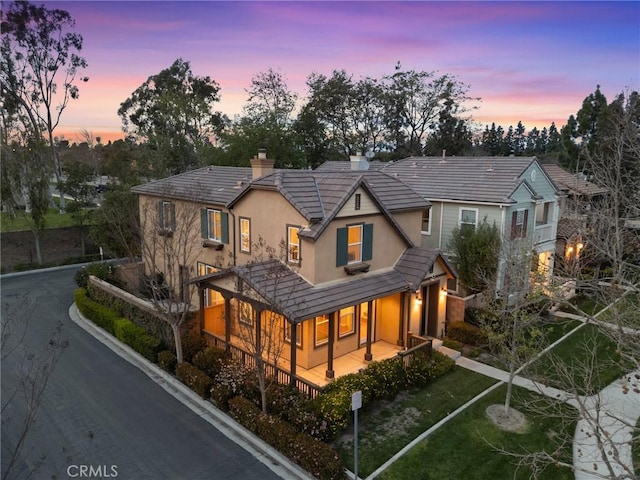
left=68, top=304, right=314, bottom=480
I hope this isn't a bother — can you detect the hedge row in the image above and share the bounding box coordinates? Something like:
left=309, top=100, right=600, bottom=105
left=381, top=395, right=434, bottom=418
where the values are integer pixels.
left=313, top=350, right=455, bottom=438
left=229, top=397, right=345, bottom=480
left=447, top=321, right=487, bottom=346
left=75, top=288, right=161, bottom=361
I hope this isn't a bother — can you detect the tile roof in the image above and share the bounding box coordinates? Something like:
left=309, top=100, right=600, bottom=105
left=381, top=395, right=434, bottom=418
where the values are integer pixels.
left=541, top=164, right=609, bottom=197
left=131, top=165, right=253, bottom=207
left=319, top=156, right=544, bottom=204
left=193, top=247, right=451, bottom=323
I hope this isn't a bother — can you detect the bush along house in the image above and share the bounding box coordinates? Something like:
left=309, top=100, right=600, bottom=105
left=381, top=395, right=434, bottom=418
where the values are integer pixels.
left=132, top=151, right=456, bottom=394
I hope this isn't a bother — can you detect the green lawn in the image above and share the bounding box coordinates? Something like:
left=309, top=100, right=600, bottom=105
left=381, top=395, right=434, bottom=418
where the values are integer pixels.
left=526, top=323, right=628, bottom=393
left=378, top=385, right=576, bottom=480
left=1, top=208, right=80, bottom=232
left=335, top=367, right=497, bottom=477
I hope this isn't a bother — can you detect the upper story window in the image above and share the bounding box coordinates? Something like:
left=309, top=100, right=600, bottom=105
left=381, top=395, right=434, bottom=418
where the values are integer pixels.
left=355, top=193, right=361, bottom=211
left=240, top=218, right=251, bottom=253
left=459, top=208, right=478, bottom=235
left=200, top=208, right=229, bottom=244
left=197, top=262, right=223, bottom=307
left=535, top=202, right=551, bottom=226
left=158, top=201, right=175, bottom=233
left=421, top=208, right=431, bottom=235
left=336, top=223, right=373, bottom=267
left=287, top=226, right=300, bottom=264
left=511, top=208, right=529, bottom=239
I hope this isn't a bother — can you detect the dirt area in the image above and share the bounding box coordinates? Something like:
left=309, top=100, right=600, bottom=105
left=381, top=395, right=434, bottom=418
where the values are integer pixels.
left=485, top=404, right=529, bottom=433
left=1, top=227, right=98, bottom=272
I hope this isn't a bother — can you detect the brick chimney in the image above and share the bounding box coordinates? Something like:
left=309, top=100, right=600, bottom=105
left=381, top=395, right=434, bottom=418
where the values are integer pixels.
left=250, top=149, right=275, bottom=179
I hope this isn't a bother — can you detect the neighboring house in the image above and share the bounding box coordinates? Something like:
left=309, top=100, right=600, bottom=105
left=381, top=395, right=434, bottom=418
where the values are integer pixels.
left=132, top=151, right=456, bottom=390
left=541, top=164, right=609, bottom=264
left=319, top=155, right=560, bottom=296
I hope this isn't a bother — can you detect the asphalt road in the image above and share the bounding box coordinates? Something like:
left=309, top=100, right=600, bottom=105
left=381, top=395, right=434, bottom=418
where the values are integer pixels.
left=1, top=268, right=282, bottom=480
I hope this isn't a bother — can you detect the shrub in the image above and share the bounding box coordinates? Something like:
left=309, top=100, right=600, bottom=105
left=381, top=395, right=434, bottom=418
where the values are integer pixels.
left=175, top=363, right=213, bottom=398
left=427, top=350, right=456, bottom=379
left=181, top=330, right=207, bottom=363
left=405, top=350, right=455, bottom=387
left=113, top=318, right=161, bottom=361
left=75, top=288, right=118, bottom=334
left=447, top=321, right=487, bottom=346
left=230, top=399, right=345, bottom=480
left=192, top=346, right=228, bottom=379
left=442, top=338, right=462, bottom=350
left=265, top=383, right=329, bottom=441
left=363, top=357, right=407, bottom=400
left=157, top=350, right=177, bottom=373
left=74, top=262, right=122, bottom=289
left=210, top=359, right=254, bottom=410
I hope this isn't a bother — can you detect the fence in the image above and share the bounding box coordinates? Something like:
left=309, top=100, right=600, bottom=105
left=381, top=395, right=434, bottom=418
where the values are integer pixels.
left=398, top=333, right=433, bottom=367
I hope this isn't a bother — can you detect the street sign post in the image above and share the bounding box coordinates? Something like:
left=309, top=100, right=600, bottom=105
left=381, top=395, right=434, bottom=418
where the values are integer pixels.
left=352, top=390, right=362, bottom=479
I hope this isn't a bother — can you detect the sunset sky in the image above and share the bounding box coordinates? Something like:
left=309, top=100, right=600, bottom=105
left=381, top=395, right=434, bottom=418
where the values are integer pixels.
left=37, top=1, right=640, bottom=144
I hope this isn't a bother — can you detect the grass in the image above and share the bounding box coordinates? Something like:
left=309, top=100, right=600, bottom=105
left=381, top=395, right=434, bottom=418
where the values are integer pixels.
left=1, top=208, right=79, bottom=232
left=334, top=367, right=497, bottom=477
left=526, top=323, right=628, bottom=393
left=378, top=385, right=576, bottom=480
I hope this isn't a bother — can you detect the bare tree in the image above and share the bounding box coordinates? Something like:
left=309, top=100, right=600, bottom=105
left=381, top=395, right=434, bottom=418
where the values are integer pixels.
left=1, top=294, right=68, bottom=480
left=138, top=191, right=204, bottom=363
left=234, top=237, right=296, bottom=414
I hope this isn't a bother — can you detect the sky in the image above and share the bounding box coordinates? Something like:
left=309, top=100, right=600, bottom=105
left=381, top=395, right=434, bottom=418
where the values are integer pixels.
left=34, top=1, right=640, bottom=144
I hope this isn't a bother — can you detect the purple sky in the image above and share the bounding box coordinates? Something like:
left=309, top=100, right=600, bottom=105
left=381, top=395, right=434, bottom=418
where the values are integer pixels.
left=38, top=1, right=640, bottom=143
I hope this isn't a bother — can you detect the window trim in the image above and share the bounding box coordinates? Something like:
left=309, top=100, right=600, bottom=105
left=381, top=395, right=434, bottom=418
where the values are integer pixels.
left=237, top=300, right=253, bottom=326
left=458, top=207, right=478, bottom=230
left=287, top=225, right=301, bottom=265
left=197, top=262, right=223, bottom=307
left=158, top=201, right=175, bottom=233
left=207, top=209, right=222, bottom=242
left=338, top=306, right=356, bottom=338
left=355, top=193, right=361, bottom=211
left=347, top=224, right=363, bottom=264
left=511, top=208, right=529, bottom=239
left=421, top=207, right=432, bottom=235
left=314, top=315, right=329, bottom=347
left=239, top=217, right=251, bottom=254
left=284, top=320, right=302, bottom=347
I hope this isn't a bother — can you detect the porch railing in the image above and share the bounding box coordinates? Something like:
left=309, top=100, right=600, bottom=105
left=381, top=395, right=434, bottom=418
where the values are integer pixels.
left=203, top=331, right=323, bottom=399
left=398, top=333, right=433, bottom=366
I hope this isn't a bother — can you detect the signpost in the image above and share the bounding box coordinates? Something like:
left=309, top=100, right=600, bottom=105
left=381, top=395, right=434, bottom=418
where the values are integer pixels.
left=351, top=390, right=362, bottom=479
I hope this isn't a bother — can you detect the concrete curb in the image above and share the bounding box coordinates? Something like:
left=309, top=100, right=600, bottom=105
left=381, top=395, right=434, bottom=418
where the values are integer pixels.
left=68, top=303, right=315, bottom=480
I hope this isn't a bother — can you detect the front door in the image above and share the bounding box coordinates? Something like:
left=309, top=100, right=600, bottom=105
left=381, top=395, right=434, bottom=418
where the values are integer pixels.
left=421, top=284, right=439, bottom=337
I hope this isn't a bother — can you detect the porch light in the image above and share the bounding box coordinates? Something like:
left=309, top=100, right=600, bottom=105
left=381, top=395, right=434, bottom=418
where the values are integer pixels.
left=440, top=287, right=447, bottom=300
left=415, top=290, right=422, bottom=303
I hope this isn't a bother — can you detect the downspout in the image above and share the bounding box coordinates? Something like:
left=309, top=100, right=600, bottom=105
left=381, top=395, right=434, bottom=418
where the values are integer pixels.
left=228, top=209, right=237, bottom=266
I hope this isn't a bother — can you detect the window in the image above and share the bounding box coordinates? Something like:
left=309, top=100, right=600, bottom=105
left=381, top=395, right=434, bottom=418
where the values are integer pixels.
left=336, top=224, right=373, bottom=267
left=158, top=201, right=175, bottom=232
left=339, top=306, right=355, bottom=337
left=200, top=208, right=229, bottom=243
left=197, top=262, right=223, bottom=307
left=355, top=193, right=361, bottom=210
left=240, top=218, right=251, bottom=253
left=536, top=202, right=550, bottom=226
left=315, top=315, right=329, bottom=346
left=287, top=226, right=300, bottom=264
left=237, top=300, right=253, bottom=326
left=284, top=320, right=302, bottom=347
left=347, top=225, right=363, bottom=263
left=459, top=208, right=477, bottom=234
left=421, top=208, right=431, bottom=234
left=511, top=209, right=528, bottom=239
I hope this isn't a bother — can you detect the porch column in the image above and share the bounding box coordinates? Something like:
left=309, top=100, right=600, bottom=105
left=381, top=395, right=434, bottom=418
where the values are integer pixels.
left=364, top=300, right=373, bottom=361
left=397, top=292, right=406, bottom=347
left=223, top=295, right=232, bottom=353
left=289, top=319, right=297, bottom=386
left=198, top=286, right=205, bottom=331
left=254, top=308, right=263, bottom=355
left=326, top=312, right=335, bottom=379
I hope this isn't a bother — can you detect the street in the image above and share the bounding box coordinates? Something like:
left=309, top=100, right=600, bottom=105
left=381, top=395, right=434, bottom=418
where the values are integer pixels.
left=1, top=268, right=282, bottom=480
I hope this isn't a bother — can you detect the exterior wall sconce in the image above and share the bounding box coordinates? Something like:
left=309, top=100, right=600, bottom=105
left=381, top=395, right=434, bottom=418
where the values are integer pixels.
left=415, top=290, right=422, bottom=303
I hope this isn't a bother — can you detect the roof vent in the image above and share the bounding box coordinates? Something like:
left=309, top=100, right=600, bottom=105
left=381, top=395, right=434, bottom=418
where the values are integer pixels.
left=439, top=149, right=447, bottom=163
left=487, top=164, right=494, bottom=172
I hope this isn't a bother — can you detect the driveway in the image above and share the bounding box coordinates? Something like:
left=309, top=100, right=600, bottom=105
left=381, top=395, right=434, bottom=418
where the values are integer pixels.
left=1, top=267, right=284, bottom=480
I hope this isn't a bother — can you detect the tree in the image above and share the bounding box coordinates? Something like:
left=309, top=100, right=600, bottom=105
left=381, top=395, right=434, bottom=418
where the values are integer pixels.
left=424, top=98, right=473, bottom=155
left=234, top=237, right=296, bottom=414
left=118, top=58, right=226, bottom=175
left=1, top=0, right=89, bottom=213
left=448, top=219, right=502, bottom=294
left=137, top=191, right=205, bottom=363
left=58, top=160, right=96, bottom=255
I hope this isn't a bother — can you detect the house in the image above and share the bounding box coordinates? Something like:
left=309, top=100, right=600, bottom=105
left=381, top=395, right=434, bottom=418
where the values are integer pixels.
left=131, top=151, right=456, bottom=391
left=541, top=164, right=609, bottom=264
left=319, top=155, right=560, bottom=297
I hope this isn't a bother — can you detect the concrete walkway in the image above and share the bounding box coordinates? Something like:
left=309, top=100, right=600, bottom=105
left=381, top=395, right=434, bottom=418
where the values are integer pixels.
left=68, top=304, right=315, bottom=480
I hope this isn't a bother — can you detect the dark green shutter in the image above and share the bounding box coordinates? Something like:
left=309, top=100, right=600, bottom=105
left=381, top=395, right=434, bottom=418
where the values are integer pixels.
left=170, top=203, right=176, bottom=230
left=336, top=227, right=348, bottom=266
left=221, top=212, right=229, bottom=244
left=363, top=223, right=373, bottom=261
left=158, top=201, right=164, bottom=228
left=200, top=209, right=208, bottom=238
